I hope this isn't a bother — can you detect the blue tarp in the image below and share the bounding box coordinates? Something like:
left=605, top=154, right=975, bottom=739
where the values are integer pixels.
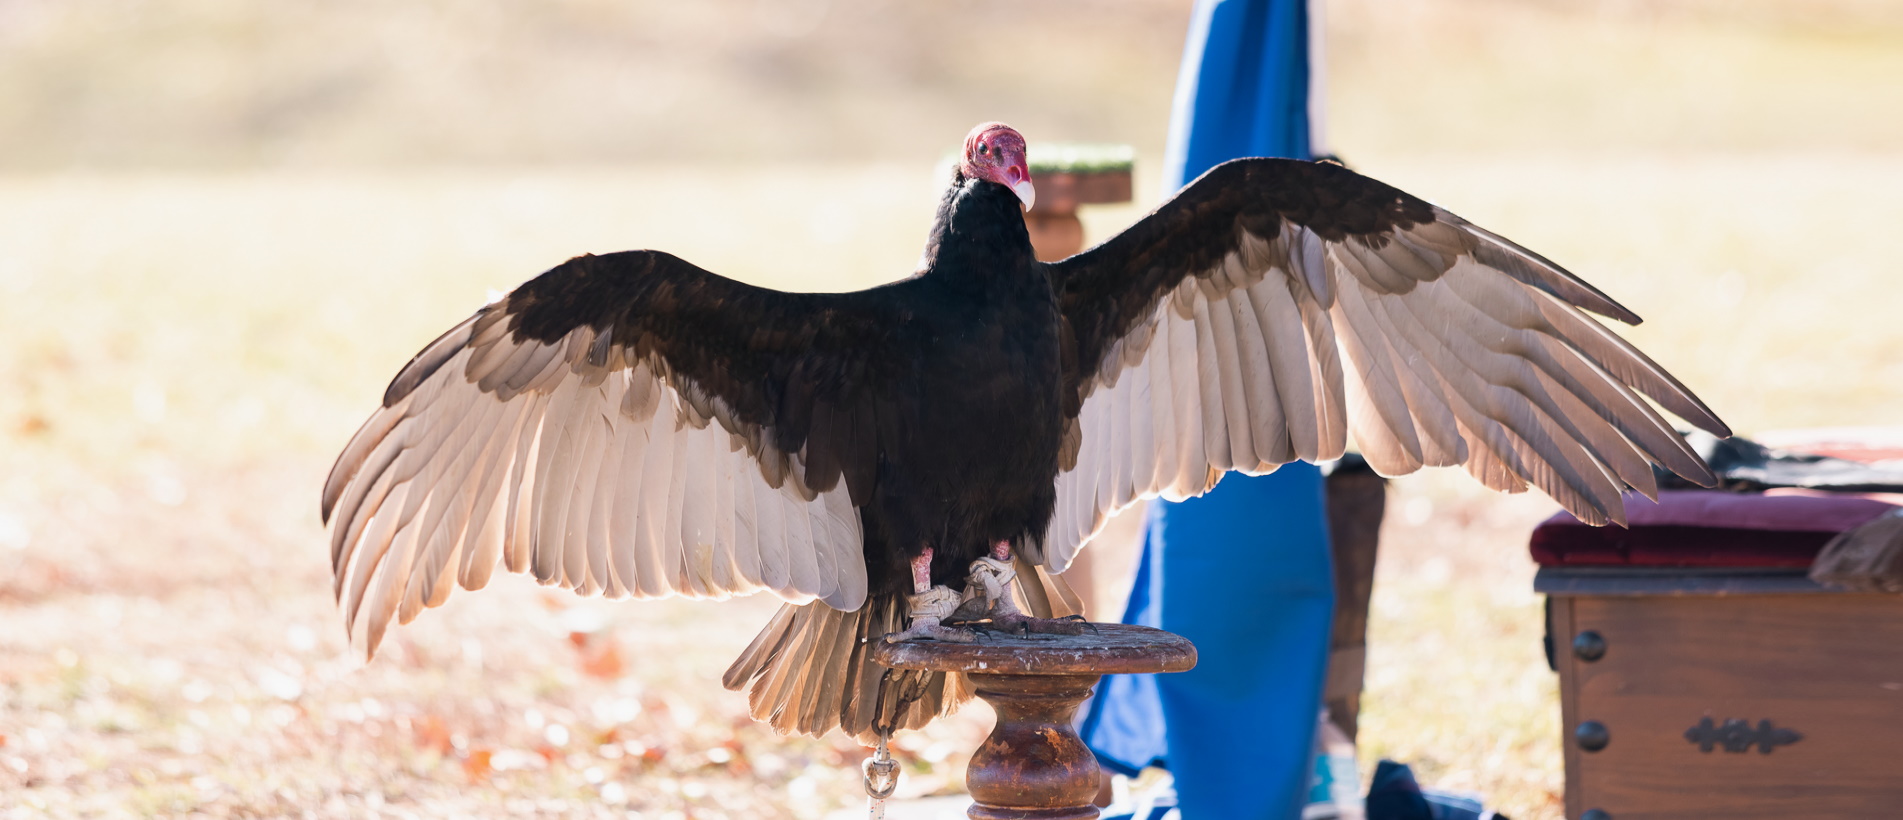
left=1081, top=2, right=1336, bottom=818
left=1161, top=0, right=1314, bottom=189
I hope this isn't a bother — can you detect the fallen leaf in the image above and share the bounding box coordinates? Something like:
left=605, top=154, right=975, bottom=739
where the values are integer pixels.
left=578, top=641, right=625, bottom=679
left=413, top=715, right=452, bottom=756
left=463, top=748, right=494, bottom=783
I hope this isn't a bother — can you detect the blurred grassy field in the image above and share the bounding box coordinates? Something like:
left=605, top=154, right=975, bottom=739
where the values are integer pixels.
left=4, top=1, right=1901, bottom=818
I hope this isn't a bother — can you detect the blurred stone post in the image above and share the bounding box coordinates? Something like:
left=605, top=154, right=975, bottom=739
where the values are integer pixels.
left=1023, top=145, right=1134, bottom=262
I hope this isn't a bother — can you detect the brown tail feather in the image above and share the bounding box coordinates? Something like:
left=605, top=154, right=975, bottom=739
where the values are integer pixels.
left=1013, top=552, right=1084, bottom=619
left=723, top=594, right=972, bottom=743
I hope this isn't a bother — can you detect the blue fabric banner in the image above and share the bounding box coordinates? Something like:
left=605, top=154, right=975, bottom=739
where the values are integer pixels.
left=1082, top=1, right=1336, bottom=818
left=1162, top=0, right=1314, bottom=190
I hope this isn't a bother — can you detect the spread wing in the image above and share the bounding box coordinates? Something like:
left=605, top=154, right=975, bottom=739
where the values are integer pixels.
left=1040, top=158, right=1730, bottom=571
left=322, top=250, right=908, bottom=656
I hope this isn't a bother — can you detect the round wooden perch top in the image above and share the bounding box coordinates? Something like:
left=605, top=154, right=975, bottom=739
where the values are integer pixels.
left=873, top=622, right=1197, bottom=676
left=873, top=624, right=1196, bottom=820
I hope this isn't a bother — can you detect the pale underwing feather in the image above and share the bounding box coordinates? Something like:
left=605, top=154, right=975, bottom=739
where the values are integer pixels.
left=1389, top=283, right=1652, bottom=495
left=1201, top=291, right=1255, bottom=471
left=326, top=327, right=866, bottom=660
left=1190, top=296, right=1232, bottom=473
left=1165, top=309, right=1208, bottom=497
left=1229, top=292, right=1289, bottom=473
left=1044, top=201, right=1723, bottom=573
left=1331, top=280, right=1427, bottom=474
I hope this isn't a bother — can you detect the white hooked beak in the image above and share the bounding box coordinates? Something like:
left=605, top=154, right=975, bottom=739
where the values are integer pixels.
left=1012, top=179, right=1036, bottom=212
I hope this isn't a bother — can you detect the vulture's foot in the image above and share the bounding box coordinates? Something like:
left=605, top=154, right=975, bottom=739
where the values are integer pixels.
left=884, top=618, right=978, bottom=643
left=884, top=586, right=975, bottom=643
left=984, top=611, right=1092, bottom=637
left=942, top=599, right=1091, bottom=636
left=953, top=556, right=1092, bottom=636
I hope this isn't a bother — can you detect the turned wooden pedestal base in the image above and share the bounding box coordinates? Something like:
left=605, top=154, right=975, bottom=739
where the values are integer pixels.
left=873, top=624, right=1197, bottom=820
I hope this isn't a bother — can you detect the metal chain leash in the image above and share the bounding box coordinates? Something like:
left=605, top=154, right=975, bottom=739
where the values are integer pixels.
left=862, top=732, right=899, bottom=820
left=863, top=667, right=928, bottom=820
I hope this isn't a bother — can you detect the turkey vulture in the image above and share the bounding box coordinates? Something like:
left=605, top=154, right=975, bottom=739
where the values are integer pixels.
left=323, top=122, right=1728, bottom=741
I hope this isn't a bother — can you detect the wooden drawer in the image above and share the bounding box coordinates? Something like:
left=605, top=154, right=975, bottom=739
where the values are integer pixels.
left=1547, top=574, right=1903, bottom=819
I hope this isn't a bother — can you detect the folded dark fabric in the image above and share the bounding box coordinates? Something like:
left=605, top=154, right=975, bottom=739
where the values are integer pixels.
left=1661, top=432, right=1903, bottom=494
left=1531, top=490, right=1898, bottom=568
left=1365, top=760, right=1433, bottom=820
left=1365, top=760, right=1503, bottom=820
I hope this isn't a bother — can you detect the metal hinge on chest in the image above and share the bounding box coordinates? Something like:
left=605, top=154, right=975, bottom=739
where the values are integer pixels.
left=1684, top=716, right=1804, bottom=754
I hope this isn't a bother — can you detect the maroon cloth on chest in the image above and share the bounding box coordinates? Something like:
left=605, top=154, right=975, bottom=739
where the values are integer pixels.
left=1529, top=490, right=1900, bottom=568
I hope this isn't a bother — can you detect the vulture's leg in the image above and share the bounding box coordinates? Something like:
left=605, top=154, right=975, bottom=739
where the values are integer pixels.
left=961, top=541, right=1087, bottom=636
left=882, top=546, right=974, bottom=643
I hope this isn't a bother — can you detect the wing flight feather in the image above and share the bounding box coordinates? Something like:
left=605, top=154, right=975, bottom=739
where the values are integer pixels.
left=1042, top=157, right=1729, bottom=572
left=323, top=251, right=904, bottom=658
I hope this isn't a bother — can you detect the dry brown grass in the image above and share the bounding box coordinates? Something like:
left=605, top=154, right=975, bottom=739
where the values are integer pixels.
left=4, top=2, right=1900, bottom=818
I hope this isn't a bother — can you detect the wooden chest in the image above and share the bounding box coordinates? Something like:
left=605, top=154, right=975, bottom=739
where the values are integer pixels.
left=1543, top=568, right=1903, bottom=819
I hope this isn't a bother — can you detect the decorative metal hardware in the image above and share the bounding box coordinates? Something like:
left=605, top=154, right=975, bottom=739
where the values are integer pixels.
left=1572, top=630, right=1607, bottom=662
left=1683, top=717, right=1803, bottom=754
left=1576, top=720, right=1610, bottom=752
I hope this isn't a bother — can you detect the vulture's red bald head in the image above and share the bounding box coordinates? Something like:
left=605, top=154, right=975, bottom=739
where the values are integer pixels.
left=960, top=122, right=1035, bottom=211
